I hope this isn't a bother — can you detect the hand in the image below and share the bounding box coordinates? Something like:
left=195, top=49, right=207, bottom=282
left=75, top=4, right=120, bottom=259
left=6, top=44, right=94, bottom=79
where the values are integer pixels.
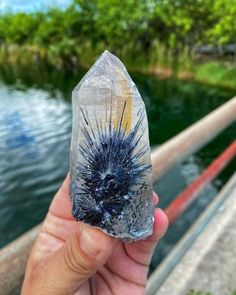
left=22, top=175, right=168, bottom=295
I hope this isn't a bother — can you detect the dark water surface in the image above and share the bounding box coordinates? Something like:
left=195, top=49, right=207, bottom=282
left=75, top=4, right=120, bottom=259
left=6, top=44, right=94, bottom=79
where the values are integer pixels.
left=0, top=64, right=235, bottom=271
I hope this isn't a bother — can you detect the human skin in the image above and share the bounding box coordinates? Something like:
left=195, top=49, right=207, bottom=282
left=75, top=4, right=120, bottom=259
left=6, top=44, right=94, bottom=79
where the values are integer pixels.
left=22, top=175, right=168, bottom=295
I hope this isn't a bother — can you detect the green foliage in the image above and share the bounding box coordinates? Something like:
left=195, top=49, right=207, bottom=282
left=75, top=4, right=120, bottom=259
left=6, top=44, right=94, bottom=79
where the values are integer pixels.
left=0, top=0, right=236, bottom=71
left=187, top=290, right=236, bottom=295
left=195, top=61, right=236, bottom=89
left=0, top=12, right=42, bottom=45
left=187, top=291, right=212, bottom=295
left=206, top=0, right=236, bottom=44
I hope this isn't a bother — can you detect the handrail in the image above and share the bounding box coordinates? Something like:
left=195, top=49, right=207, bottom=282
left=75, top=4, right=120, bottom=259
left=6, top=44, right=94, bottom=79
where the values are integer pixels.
left=147, top=173, right=236, bottom=295
left=0, top=97, right=236, bottom=294
left=0, top=225, right=41, bottom=295
left=165, top=140, right=236, bottom=223
left=151, top=97, right=236, bottom=179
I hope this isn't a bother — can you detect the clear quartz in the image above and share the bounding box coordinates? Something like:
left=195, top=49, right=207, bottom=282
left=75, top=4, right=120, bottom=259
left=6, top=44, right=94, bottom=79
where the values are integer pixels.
left=70, top=50, right=153, bottom=241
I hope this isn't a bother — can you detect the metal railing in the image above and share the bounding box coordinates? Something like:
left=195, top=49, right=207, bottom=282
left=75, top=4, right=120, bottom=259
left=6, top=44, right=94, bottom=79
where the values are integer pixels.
left=165, top=140, right=236, bottom=224
left=147, top=173, right=236, bottom=295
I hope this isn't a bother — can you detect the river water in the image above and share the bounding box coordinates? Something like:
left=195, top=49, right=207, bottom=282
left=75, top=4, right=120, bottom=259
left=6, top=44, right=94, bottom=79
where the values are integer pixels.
left=0, top=63, right=235, bottom=272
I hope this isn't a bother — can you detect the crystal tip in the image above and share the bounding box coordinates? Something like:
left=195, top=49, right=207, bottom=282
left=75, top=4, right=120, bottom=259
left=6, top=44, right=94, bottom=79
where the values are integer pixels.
left=98, top=50, right=126, bottom=72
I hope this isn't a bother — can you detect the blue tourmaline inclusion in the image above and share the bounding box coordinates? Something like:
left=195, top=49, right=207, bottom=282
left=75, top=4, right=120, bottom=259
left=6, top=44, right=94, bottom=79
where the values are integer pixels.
left=71, top=102, right=151, bottom=228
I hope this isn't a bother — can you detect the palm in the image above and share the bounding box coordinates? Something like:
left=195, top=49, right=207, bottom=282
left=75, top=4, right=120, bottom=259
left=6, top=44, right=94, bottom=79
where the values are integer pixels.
left=26, top=177, right=167, bottom=294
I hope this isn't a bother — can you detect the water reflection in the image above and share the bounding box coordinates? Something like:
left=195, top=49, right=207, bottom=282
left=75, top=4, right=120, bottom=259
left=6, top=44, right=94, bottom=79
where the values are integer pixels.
left=0, top=84, right=71, bottom=245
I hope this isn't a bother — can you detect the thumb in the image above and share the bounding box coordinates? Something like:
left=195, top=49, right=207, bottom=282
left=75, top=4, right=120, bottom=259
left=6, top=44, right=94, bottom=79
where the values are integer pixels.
left=29, top=224, right=117, bottom=294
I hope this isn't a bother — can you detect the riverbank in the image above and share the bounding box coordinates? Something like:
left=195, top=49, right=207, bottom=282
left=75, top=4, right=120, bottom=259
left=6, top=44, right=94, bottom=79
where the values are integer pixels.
left=1, top=44, right=236, bottom=91
left=135, top=61, right=236, bottom=91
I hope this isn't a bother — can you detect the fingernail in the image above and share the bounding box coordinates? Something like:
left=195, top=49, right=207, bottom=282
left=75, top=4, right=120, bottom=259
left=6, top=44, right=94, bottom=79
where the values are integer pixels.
left=80, top=226, right=100, bottom=257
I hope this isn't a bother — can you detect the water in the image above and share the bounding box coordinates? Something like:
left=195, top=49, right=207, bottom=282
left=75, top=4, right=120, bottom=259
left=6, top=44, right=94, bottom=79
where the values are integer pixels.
left=0, top=64, right=235, bottom=271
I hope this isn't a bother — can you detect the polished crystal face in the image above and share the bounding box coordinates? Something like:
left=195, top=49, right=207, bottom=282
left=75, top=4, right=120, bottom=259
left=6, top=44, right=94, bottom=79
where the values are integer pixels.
left=70, top=50, right=153, bottom=241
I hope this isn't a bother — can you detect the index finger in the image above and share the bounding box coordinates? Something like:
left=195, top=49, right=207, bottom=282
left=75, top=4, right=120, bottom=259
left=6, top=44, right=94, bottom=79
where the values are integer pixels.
left=49, top=174, right=73, bottom=220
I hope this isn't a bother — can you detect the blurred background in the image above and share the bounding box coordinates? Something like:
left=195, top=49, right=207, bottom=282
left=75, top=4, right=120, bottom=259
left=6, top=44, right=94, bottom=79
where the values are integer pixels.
left=0, top=0, right=235, bottom=273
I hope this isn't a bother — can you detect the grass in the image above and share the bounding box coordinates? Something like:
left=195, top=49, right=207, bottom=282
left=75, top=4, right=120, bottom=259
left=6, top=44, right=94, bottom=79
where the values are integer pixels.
left=187, top=291, right=236, bottom=295
left=194, top=61, right=236, bottom=89
left=187, top=291, right=211, bottom=295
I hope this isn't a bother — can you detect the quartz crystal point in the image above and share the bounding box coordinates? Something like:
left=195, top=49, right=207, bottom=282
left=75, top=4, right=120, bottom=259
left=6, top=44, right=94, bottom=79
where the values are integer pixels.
left=70, top=50, right=153, bottom=241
